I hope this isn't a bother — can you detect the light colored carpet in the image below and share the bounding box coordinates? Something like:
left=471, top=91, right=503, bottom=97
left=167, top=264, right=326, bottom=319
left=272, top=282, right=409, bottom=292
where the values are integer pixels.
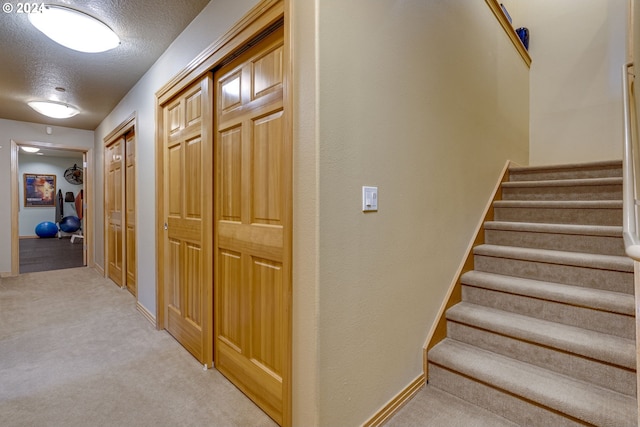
left=0, top=267, right=527, bottom=427
left=0, top=267, right=277, bottom=427
left=386, top=386, right=518, bottom=427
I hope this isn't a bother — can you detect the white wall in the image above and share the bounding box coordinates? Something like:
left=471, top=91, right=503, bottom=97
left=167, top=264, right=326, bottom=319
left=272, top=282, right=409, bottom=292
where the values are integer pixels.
left=18, top=153, right=83, bottom=236
left=313, top=1, right=529, bottom=425
left=0, top=119, right=93, bottom=274
left=516, top=0, right=627, bottom=165
left=94, top=0, right=261, bottom=319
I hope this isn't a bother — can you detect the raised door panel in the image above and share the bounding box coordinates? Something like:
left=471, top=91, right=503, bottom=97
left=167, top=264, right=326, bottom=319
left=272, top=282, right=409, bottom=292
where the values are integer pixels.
left=252, top=111, right=283, bottom=225
left=218, top=249, right=243, bottom=351
left=220, top=127, right=242, bottom=222
left=168, top=103, right=181, bottom=136
left=167, top=238, right=181, bottom=313
left=250, top=257, right=283, bottom=377
left=253, top=45, right=283, bottom=99
left=185, top=137, right=202, bottom=218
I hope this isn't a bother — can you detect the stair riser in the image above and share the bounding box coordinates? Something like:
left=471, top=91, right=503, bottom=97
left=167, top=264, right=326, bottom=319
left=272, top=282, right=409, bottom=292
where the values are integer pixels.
left=461, top=285, right=634, bottom=338
left=509, top=165, right=622, bottom=182
left=447, top=322, right=636, bottom=396
left=484, top=229, right=625, bottom=256
left=494, top=206, right=622, bottom=226
left=502, top=184, right=622, bottom=201
left=427, top=364, right=585, bottom=427
left=473, top=255, right=633, bottom=294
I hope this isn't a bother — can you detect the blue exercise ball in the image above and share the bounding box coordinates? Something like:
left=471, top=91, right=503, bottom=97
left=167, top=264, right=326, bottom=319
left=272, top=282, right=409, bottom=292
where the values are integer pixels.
left=59, top=216, right=81, bottom=233
left=35, top=221, right=58, bottom=238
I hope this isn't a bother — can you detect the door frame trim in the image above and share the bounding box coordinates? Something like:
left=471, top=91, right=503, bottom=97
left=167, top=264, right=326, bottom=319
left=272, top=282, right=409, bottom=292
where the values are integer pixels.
left=103, top=112, right=137, bottom=290
left=9, top=140, right=94, bottom=276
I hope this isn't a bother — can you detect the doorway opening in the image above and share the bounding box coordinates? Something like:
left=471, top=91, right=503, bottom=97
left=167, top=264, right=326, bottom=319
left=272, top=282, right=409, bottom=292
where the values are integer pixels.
left=10, top=140, right=93, bottom=275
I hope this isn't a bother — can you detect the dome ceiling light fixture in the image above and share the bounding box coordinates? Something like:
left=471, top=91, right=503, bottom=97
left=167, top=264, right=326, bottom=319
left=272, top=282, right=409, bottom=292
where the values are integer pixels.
left=28, top=100, right=79, bottom=119
left=28, top=4, right=120, bottom=53
left=21, top=146, right=40, bottom=153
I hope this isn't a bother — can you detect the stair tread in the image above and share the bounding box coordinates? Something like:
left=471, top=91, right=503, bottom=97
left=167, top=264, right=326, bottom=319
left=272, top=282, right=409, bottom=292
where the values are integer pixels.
left=429, top=339, right=636, bottom=427
left=502, top=176, right=622, bottom=188
left=446, top=302, right=636, bottom=368
left=494, top=200, right=622, bottom=208
left=508, top=160, right=622, bottom=174
left=461, top=270, right=634, bottom=315
left=484, top=221, right=623, bottom=237
left=474, top=244, right=633, bottom=272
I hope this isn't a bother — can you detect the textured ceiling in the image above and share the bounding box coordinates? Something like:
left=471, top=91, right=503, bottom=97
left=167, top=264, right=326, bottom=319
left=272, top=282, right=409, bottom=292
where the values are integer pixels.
left=0, top=0, right=211, bottom=130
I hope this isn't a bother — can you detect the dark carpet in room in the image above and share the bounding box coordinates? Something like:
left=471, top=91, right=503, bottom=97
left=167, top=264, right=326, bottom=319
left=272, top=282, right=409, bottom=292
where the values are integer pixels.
left=19, top=237, right=84, bottom=274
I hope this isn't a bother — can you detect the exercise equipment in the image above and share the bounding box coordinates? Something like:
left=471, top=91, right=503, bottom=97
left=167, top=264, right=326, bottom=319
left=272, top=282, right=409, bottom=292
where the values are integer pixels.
left=64, top=164, right=83, bottom=185
left=59, top=215, right=81, bottom=233
left=35, top=221, right=58, bottom=238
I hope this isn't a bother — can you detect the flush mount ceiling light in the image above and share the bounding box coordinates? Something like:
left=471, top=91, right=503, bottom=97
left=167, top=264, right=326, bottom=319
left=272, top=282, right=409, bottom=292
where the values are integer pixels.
left=28, top=101, right=79, bottom=119
left=28, top=5, right=120, bottom=53
left=21, top=147, right=40, bottom=153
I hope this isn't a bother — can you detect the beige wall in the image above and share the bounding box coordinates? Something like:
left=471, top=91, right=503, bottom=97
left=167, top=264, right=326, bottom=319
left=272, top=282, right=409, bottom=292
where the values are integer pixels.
left=291, top=0, right=320, bottom=424
left=0, top=119, right=93, bottom=274
left=516, top=0, right=627, bottom=165
left=314, top=1, right=529, bottom=425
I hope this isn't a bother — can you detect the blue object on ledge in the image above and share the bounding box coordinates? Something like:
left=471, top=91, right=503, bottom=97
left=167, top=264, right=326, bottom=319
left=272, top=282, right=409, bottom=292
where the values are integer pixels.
left=516, top=27, right=529, bottom=50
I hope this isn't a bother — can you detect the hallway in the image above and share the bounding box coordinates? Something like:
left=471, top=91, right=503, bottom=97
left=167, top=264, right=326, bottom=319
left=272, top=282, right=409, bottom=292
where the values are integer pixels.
left=0, top=267, right=275, bottom=427
left=0, top=267, right=523, bottom=427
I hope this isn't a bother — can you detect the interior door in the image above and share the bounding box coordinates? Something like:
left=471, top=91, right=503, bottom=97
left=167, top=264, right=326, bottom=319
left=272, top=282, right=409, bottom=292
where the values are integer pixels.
left=162, top=76, right=213, bottom=366
left=125, top=130, right=137, bottom=296
left=106, top=137, right=125, bottom=287
left=214, top=26, right=291, bottom=426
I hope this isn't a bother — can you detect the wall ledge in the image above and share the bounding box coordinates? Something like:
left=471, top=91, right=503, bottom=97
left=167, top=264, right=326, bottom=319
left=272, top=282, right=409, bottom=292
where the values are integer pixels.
left=485, top=0, right=531, bottom=68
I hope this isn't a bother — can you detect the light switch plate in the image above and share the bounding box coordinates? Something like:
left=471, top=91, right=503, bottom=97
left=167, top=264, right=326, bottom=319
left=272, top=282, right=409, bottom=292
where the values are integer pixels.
left=362, top=186, right=378, bottom=211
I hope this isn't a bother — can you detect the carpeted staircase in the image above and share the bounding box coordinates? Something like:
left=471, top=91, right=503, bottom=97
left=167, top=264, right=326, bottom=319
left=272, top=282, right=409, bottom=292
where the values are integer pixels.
left=427, top=160, right=638, bottom=426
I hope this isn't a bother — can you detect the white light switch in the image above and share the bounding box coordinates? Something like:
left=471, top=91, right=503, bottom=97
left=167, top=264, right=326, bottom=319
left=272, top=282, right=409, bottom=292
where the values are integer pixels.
left=362, top=186, right=378, bottom=211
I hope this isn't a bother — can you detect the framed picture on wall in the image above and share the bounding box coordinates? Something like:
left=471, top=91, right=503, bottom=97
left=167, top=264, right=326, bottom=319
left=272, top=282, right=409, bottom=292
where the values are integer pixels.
left=24, top=173, right=56, bottom=207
